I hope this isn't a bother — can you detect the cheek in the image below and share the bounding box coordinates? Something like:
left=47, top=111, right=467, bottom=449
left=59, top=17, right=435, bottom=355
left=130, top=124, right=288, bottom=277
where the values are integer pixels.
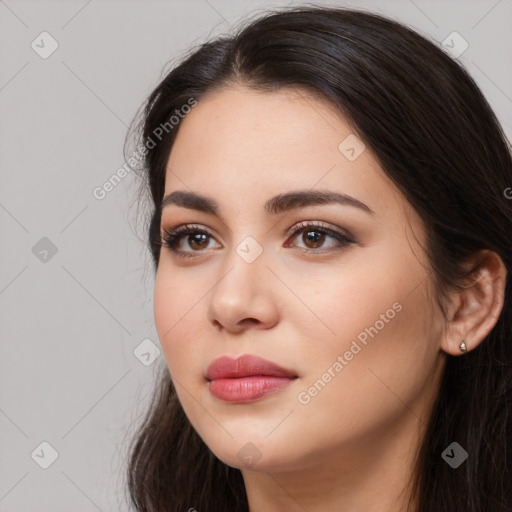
left=153, top=274, right=180, bottom=336
left=285, top=253, right=404, bottom=353
left=153, top=271, right=204, bottom=376
left=289, top=246, right=433, bottom=400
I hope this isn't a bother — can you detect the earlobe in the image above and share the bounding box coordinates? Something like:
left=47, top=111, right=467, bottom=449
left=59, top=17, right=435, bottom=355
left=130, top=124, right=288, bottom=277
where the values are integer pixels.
left=440, top=250, right=507, bottom=356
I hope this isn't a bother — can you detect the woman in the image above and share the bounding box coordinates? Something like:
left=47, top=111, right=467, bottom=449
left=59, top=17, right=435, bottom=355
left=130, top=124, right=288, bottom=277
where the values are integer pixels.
left=124, top=6, right=511, bottom=511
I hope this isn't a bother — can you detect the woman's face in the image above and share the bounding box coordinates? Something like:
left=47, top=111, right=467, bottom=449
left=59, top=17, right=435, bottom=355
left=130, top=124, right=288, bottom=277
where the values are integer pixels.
left=154, top=86, right=447, bottom=473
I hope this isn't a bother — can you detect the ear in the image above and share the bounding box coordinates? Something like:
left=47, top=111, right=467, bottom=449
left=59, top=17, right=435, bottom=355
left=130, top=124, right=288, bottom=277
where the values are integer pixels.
left=440, top=249, right=507, bottom=356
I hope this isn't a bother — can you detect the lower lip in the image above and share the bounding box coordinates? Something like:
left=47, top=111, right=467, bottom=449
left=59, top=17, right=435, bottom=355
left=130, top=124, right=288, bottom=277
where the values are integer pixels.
left=208, top=376, right=296, bottom=403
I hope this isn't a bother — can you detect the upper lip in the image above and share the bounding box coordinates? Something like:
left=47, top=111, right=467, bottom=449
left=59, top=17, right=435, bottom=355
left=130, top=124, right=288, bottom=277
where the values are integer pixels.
left=205, top=354, right=298, bottom=380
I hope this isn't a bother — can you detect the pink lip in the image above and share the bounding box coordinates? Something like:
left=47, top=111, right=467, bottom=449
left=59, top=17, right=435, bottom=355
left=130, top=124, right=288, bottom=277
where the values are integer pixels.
left=205, top=355, right=298, bottom=403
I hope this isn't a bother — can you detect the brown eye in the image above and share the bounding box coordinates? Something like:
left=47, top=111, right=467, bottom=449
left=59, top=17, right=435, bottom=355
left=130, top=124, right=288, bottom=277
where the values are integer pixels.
left=161, top=224, right=219, bottom=258
left=161, top=221, right=355, bottom=259
left=301, top=229, right=326, bottom=249
left=287, top=222, right=355, bottom=252
left=188, top=233, right=209, bottom=250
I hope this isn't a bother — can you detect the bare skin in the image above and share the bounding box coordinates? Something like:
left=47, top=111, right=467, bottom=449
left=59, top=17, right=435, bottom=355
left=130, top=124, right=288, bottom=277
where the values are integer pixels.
left=153, top=85, right=507, bottom=512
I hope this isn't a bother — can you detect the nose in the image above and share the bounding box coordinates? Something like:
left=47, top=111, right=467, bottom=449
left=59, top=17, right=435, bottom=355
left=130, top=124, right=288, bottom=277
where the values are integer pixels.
left=207, top=244, right=279, bottom=334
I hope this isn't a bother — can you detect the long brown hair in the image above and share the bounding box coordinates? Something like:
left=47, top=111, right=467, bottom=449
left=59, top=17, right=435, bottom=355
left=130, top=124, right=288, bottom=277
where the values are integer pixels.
left=124, top=6, right=512, bottom=511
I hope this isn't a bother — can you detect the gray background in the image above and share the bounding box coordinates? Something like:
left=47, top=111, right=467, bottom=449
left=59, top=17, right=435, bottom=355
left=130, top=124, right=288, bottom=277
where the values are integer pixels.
left=1, top=0, right=510, bottom=510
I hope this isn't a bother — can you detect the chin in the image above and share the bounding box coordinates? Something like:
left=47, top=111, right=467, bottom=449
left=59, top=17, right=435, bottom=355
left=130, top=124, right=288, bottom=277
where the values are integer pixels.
left=204, top=434, right=299, bottom=473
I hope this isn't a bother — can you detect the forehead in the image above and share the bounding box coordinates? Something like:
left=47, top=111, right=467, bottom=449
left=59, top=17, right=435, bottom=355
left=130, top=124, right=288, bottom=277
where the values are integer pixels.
left=169, top=86, right=348, bottom=163
left=163, top=86, right=413, bottom=226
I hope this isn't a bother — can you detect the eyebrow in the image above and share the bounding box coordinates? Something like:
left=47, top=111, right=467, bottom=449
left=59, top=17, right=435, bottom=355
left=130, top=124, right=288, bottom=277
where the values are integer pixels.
left=160, top=189, right=375, bottom=217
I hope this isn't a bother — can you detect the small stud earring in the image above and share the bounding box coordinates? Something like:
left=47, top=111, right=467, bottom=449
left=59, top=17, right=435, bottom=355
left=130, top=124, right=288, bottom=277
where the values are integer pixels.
left=459, top=340, right=467, bottom=353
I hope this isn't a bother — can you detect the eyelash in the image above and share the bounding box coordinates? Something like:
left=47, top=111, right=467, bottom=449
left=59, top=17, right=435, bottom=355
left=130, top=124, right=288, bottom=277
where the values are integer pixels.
left=160, top=221, right=355, bottom=259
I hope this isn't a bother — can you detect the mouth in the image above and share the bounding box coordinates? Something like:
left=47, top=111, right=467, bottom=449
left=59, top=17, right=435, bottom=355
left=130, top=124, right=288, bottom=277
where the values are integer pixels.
left=205, top=354, right=298, bottom=403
